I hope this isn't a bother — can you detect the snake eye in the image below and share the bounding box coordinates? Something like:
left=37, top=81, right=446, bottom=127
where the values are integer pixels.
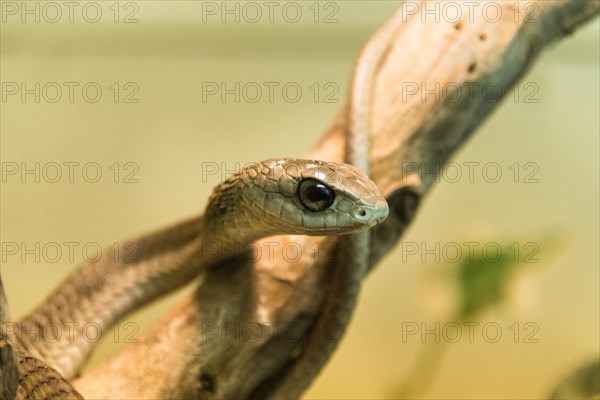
left=298, top=179, right=335, bottom=212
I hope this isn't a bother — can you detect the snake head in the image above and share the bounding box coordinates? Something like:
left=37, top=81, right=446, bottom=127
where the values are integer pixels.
left=237, top=158, right=389, bottom=236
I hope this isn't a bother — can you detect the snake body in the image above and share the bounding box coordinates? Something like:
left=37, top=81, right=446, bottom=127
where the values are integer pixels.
left=2, top=277, right=84, bottom=400
left=2, top=8, right=404, bottom=398
left=5, top=159, right=387, bottom=397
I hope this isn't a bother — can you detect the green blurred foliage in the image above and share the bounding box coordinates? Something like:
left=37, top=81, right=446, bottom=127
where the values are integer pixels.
left=456, top=244, right=522, bottom=320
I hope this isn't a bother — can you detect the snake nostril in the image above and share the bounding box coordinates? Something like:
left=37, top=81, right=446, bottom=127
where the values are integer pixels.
left=353, top=207, right=369, bottom=220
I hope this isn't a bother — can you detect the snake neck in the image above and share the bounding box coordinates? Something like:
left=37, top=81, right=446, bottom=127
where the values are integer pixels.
left=202, top=177, right=276, bottom=264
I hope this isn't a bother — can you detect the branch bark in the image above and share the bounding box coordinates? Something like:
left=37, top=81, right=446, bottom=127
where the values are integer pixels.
left=73, top=1, right=599, bottom=399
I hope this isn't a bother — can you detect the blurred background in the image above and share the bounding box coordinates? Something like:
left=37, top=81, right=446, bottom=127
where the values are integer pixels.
left=1, top=1, right=598, bottom=398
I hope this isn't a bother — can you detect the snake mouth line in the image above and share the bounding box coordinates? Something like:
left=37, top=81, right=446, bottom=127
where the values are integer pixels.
left=372, top=216, right=386, bottom=226
left=306, top=224, right=376, bottom=235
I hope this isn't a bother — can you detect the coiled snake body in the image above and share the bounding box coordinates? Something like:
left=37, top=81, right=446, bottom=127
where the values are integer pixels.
left=1, top=159, right=388, bottom=399
left=1, top=7, right=407, bottom=398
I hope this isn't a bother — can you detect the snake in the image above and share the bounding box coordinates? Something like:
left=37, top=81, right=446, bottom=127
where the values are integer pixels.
left=2, top=5, right=406, bottom=397
left=2, top=158, right=389, bottom=399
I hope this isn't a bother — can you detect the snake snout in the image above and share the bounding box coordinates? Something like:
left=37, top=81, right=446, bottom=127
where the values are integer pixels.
left=373, top=199, right=389, bottom=225
left=352, top=199, right=389, bottom=227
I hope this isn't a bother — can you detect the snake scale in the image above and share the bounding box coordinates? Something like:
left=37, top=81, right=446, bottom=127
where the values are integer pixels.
left=0, top=7, right=406, bottom=400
